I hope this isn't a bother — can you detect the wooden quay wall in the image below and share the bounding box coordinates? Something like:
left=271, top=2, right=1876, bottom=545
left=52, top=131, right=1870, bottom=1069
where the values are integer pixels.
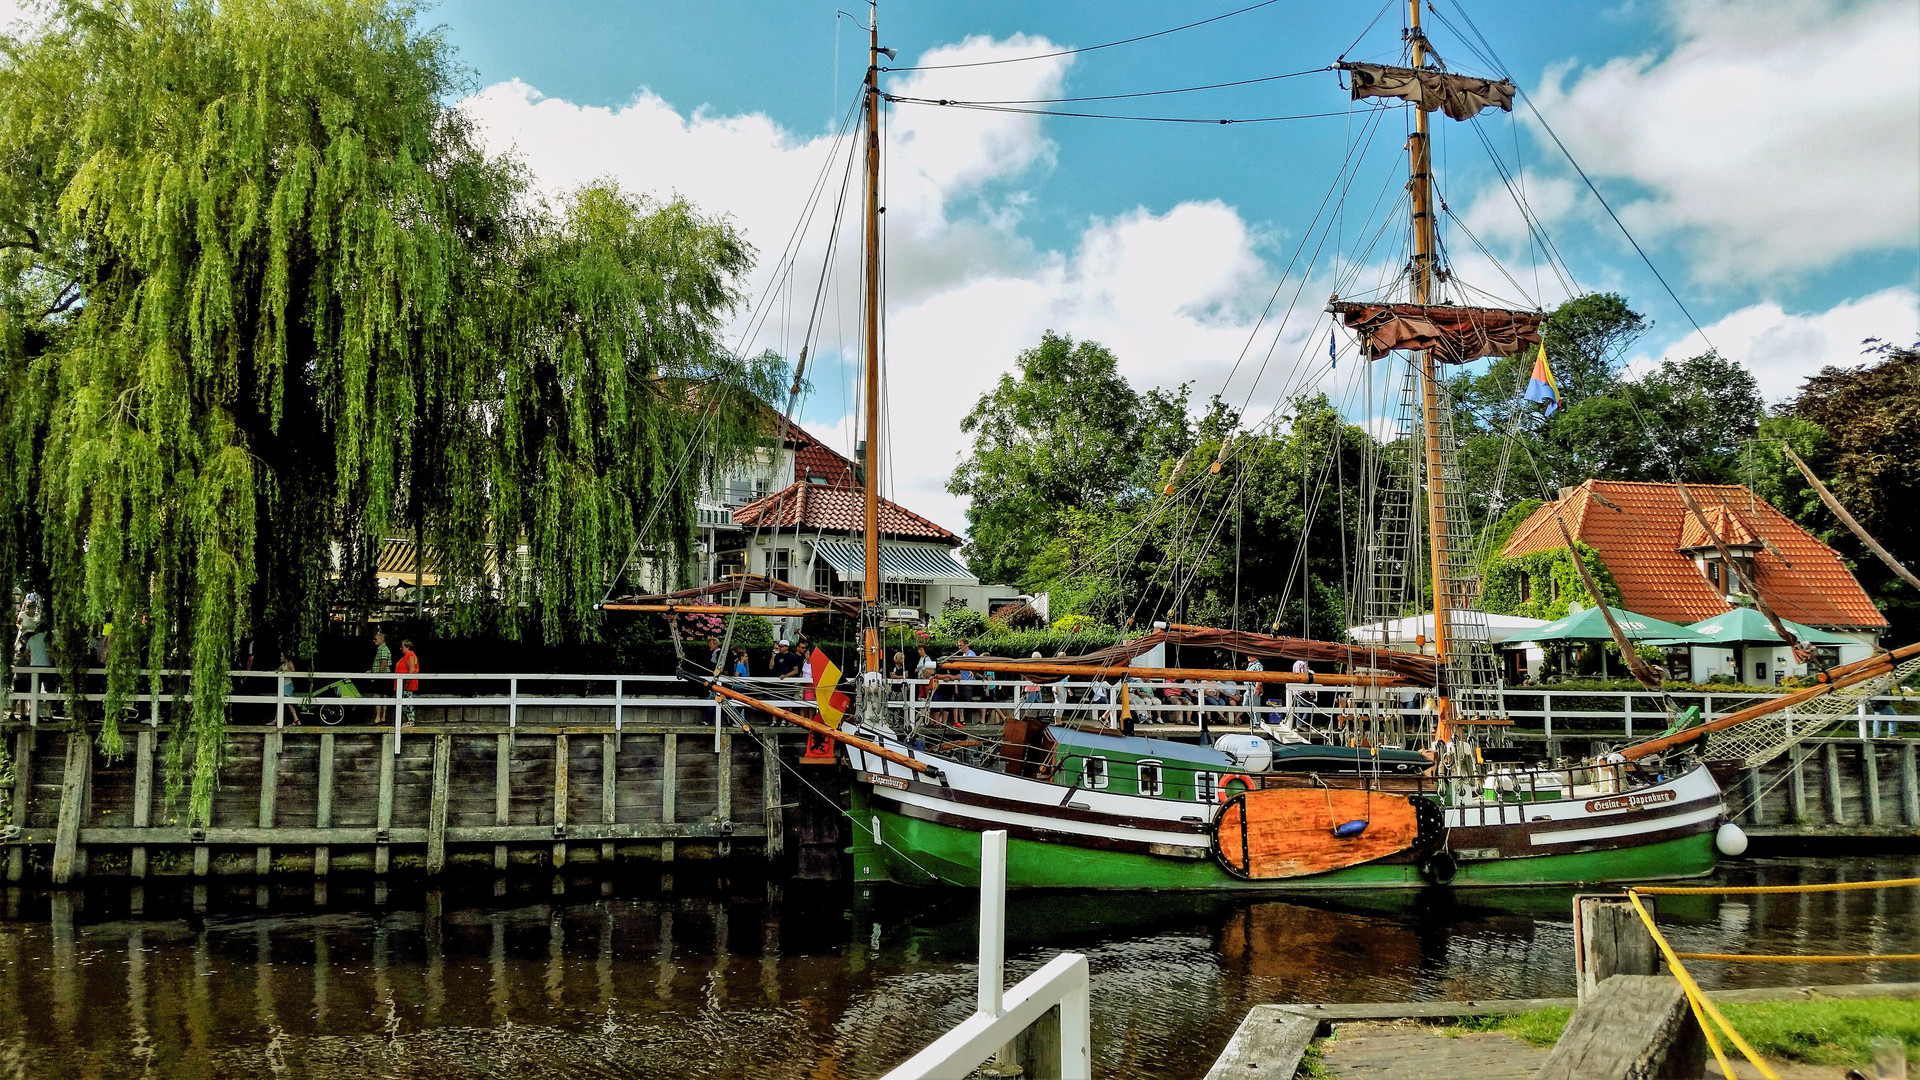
left=0, top=671, right=837, bottom=885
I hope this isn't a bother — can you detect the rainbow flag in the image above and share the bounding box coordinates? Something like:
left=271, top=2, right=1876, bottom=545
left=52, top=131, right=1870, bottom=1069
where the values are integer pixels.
left=1524, top=342, right=1561, bottom=416
left=810, top=648, right=851, bottom=729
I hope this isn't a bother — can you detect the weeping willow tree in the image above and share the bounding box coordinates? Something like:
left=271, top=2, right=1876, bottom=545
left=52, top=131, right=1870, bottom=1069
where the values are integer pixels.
left=0, top=0, right=781, bottom=822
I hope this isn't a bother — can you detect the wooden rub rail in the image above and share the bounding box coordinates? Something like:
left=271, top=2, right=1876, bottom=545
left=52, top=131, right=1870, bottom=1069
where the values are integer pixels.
left=0, top=683, right=813, bottom=884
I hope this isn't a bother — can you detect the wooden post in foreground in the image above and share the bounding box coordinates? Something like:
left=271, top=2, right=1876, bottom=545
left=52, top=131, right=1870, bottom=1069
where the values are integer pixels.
left=1575, top=895, right=1659, bottom=1004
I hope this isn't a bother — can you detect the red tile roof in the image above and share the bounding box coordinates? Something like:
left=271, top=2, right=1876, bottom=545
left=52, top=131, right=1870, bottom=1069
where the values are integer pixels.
left=783, top=422, right=860, bottom=489
left=1502, top=480, right=1887, bottom=630
left=733, top=481, right=959, bottom=543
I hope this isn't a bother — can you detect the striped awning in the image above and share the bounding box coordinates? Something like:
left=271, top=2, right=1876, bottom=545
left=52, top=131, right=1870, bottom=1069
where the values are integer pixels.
left=812, top=540, right=975, bottom=582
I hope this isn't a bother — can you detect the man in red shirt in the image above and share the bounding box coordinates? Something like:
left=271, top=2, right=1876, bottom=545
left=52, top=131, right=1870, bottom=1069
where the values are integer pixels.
left=395, top=638, right=420, bottom=721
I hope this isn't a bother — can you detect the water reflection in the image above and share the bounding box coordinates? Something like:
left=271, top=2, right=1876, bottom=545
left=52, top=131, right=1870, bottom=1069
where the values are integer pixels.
left=0, top=856, right=1912, bottom=1079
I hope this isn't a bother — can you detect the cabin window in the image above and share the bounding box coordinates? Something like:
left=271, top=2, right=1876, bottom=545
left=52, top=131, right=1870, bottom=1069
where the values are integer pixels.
left=1137, top=760, right=1163, bottom=797
left=1195, top=772, right=1218, bottom=802
left=1083, top=756, right=1108, bottom=790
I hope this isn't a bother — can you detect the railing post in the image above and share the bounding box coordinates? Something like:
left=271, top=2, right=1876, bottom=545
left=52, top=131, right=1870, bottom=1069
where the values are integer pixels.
left=28, top=671, right=39, bottom=727
left=1543, top=692, right=1553, bottom=741
left=1857, top=701, right=1868, bottom=741
left=1623, top=693, right=1633, bottom=739
left=614, top=677, right=624, bottom=732
left=979, top=829, right=1007, bottom=1019
left=275, top=671, right=286, bottom=728
left=508, top=677, right=517, bottom=729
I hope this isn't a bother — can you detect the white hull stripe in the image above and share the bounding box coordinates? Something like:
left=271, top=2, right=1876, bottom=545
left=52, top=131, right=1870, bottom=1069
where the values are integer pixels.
left=1529, top=804, right=1723, bottom=847
left=883, top=786, right=1203, bottom=849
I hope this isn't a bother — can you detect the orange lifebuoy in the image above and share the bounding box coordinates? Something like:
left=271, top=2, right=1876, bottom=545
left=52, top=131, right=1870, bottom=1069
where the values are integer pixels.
left=1218, top=773, right=1256, bottom=801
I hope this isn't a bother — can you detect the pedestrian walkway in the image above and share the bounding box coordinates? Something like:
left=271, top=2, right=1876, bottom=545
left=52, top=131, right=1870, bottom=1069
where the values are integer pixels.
left=1315, top=1021, right=1544, bottom=1079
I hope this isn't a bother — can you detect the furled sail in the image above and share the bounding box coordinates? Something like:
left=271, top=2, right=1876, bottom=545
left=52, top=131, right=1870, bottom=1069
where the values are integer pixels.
left=1328, top=300, right=1544, bottom=365
left=1337, top=62, right=1515, bottom=121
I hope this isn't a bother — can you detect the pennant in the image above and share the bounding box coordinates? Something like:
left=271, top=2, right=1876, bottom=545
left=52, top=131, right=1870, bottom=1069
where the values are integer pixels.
left=1524, top=342, right=1561, bottom=417
left=1328, top=328, right=1338, bottom=369
left=809, top=647, right=851, bottom=728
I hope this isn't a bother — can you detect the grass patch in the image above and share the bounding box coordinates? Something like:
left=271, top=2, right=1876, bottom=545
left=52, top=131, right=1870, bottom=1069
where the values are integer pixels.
left=1297, top=1032, right=1334, bottom=1079
left=1448, top=999, right=1920, bottom=1066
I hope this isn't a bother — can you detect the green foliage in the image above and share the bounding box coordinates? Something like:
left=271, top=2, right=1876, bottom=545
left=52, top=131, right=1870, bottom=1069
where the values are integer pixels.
left=1466, top=1000, right=1919, bottom=1067
left=947, top=331, right=1193, bottom=587
left=1752, top=341, right=1920, bottom=641
left=0, top=0, right=779, bottom=822
left=1480, top=543, right=1622, bottom=620
left=936, top=599, right=990, bottom=639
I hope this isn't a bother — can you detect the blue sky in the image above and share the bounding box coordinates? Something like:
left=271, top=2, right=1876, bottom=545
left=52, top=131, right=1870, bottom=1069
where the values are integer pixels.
left=436, top=1, right=1916, bottom=533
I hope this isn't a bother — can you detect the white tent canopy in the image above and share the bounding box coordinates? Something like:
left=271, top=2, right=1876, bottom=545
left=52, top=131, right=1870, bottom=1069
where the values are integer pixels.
left=1348, top=612, right=1549, bottom=649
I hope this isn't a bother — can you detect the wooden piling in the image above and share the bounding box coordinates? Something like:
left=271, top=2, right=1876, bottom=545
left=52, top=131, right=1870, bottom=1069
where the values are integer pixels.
left=1823, top=741, right=1845, bottom=824
left=661, top=732, right=677, bottom=863
left=374, top=732, right=395, bottom=875
left=1788, top=747, right=1808, bottom=823
left=8, top=730, right=33, bottom=883
left=717, top=731, right=732, bottom=859
left=1575, top=895, right=1659, bottom=1004
left=314, top=733, right=334, bottom=878
left=130, top=729, right=153, bottom=879
left=551, top=733, right=569, bottom=869
left=49, top=732, right=90, bottom=885
left=600, top=732, right=617, bottom=866
left=1902, top=741, right=1919, bottom=827
left=494, top=732, right=510, bottom=871
left=763, top=734, right=784, bottom=861
left=1861, top=739, right=1882, bottom=826
left=255, top=731, right=280, bottom=878
left=426, top=734, right=451, bottom=875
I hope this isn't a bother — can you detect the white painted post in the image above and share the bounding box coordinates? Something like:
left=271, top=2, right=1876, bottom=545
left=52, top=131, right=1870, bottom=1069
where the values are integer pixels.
left=28, top=671, right=38, bottom=727
left=1543, top=693, right=1553, bottom=741
left=275, top=672, right=286, bottom=728
left=1857, top=701, right=1868, bottom=741
left=614, top=677, right=624, bottom=732
left=508, top=677, right=517, bottom=729
left=1624, top=694, right=1633, bottom=740
left=978, top=829, right=1007, bottom=1018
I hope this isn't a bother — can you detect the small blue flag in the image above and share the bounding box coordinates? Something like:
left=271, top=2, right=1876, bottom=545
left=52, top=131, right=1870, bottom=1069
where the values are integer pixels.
left=1329, top=329, right=1337, bottom=370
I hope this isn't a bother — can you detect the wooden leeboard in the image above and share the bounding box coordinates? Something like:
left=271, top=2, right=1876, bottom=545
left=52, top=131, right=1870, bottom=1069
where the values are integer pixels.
left=1212, top=788, right=1434, bottom=880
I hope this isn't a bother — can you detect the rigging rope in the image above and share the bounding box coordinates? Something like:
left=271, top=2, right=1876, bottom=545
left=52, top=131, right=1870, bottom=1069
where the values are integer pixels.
left=881, top=0, right=1288, bottom=72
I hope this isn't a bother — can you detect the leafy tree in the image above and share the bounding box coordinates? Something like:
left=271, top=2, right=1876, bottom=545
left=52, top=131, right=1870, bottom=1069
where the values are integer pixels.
left=1752, top=341, right=1920, bottom=641
left=0, top=0, right=779, bottom=821
left=947, top=331, right=1189, bottom=587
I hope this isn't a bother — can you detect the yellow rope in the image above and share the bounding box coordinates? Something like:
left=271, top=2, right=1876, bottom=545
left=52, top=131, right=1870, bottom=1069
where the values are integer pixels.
left=1682, top=979, right=1739, bottom=1080
left=1674, top=951, right=1920, bottom=963
left=1632, top=876, right=1920, bottom=895
left=1625, top=890, right=1782, bottom=1080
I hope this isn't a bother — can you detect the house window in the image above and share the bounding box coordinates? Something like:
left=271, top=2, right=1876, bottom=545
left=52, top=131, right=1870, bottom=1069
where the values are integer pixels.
left=754, top=475, right=772, bottom=499
left=1082, top=756, right=1108, bottom=790
left=767, top=549, right=791, bottom=584
left=1705, top=561, right=1721, bottom=589
left=1137, top=760, right=1163, bottom=797
left=812, top=565, right=837, bottom=595
left=882, top=582, right=926, bottom=609
left=1518, top=574, right=1532, bottom=603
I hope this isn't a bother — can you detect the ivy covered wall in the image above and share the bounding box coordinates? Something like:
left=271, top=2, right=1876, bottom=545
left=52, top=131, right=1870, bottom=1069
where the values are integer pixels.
left=1480, top=543, right=1625, bottom=621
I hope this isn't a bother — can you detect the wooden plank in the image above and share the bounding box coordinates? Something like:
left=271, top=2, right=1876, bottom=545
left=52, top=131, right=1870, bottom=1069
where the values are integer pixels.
left=1788, top=747, right=1808, bottom=822
left=426, top=734, right=451, bottom=875
left=7, top=731, right=32, bottom=883
left=315, top=733, right=334, bottom=878
left=130, top=730, right=153, bottom=879
left=494, top=732, right=510, bottom=871
left=601, top=732, right=617, bottom=865
left=717, top=731, right=732, bottom=859
left=1823, top=741, right=1845, bottom=824
left=43, top=821, right=768, bottom=844
left=1202, top=1006, right=1318, bottom=1080
left=1861, top=740, right=1882, bottom=826
left=1535, top=975, right=1704, bottom=1080
left=661, top=733, right=677, bottom=863
left=1741, top=767, right=1763, bottom=826
left=1213, top=789, right=1419, bottom=879
left=1903, top=742, right=1919, bottom=827
left=551, top=733, right=569, bottom=868
left=763, top=733, right=784, bottom=860
left=256, top=731, right=280, bottom=878
left=49, top=733, right=91, bottom=885
left=374, top=732, right=395, bottom=875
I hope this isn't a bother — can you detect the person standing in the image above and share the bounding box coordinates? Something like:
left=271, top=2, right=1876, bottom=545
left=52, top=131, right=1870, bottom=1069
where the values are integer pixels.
left=707, top=636, right=722, bottom=672
left=277, top=655, right=303, bottom=725
left=955, top=638, right=979, bottom=723
left=731, top=648, right=751, bottom=678
left=771, top=639, right=801, bottom=679
left=370, top=629, right=393, bottom=723
left=395, top=638, right=421, bottom=722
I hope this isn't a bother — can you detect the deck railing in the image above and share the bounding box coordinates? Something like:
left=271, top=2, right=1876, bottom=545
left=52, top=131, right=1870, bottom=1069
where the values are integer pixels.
left=4, top=667, right=1910, bottom=743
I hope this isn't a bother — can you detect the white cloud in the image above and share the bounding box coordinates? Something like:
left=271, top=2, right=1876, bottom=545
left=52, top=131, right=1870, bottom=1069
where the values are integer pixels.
left=1627, top=286, right=1920, bottom=403
left=1528, top=0, right=1920, bottom=282
left=461, top=36, right=1326, bottom=541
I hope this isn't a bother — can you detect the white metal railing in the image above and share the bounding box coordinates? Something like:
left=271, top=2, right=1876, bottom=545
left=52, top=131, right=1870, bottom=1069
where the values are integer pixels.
left=882, top=831, right=1091, bottom=1080
left=5, top=668, right=1910, bottom=744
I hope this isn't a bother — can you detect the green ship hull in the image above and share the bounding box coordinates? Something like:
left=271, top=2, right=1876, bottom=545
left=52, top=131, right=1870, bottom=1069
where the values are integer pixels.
left=852, top=793, right=1719, bottom=892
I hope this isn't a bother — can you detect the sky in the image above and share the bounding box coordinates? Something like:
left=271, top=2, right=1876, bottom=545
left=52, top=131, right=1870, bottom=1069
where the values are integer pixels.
left=7, top=0, right=1918, bottom=543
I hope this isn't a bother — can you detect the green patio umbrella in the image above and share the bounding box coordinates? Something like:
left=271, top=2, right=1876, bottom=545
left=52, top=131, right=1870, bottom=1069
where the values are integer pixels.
left=1495, top=606, right=1710, bottom=645
left=1676, top=607, right=1852, bottom=647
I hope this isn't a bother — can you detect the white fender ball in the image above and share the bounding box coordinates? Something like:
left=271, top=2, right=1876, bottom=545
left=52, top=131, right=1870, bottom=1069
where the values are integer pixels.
left=1715, top=821, right=1749, bottom=857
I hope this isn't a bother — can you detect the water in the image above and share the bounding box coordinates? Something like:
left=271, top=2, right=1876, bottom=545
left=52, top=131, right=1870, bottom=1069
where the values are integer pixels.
left=0, top=856, right=1914, bottom=1079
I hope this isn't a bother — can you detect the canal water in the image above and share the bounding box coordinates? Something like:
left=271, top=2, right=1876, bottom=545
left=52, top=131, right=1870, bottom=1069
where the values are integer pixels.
left=0, top=855, right=1914, bottom=1079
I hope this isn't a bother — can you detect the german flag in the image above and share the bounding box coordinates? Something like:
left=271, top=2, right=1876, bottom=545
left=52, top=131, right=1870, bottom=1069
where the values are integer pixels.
left=810, top=647, right=852, bottom=728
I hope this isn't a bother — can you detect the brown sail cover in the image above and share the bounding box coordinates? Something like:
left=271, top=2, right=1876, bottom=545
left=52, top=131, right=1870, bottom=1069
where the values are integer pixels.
left=970, top=627, right=1439, bottom=683
left=1339, top=63, right=1516, bottom=121
left=1329, top=301, right=1544, bottom=366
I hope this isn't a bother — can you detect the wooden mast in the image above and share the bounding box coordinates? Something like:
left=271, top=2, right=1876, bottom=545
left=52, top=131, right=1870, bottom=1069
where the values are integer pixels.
left=1406, top=0, right=1459, bottom=741
left=860, top=4, right=884, bottom=675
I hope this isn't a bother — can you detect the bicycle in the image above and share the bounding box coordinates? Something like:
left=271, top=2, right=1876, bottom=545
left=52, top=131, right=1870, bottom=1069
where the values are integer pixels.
left=301, top=679, right=364, bottom=725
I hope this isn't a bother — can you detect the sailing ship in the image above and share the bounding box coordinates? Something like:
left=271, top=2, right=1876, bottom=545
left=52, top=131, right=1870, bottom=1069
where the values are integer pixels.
left=622, top=1, right=1920, bottom=891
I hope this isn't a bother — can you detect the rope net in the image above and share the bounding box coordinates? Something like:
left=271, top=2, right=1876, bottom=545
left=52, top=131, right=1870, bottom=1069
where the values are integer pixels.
left=1702, top=655, right=1920, bottom=768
